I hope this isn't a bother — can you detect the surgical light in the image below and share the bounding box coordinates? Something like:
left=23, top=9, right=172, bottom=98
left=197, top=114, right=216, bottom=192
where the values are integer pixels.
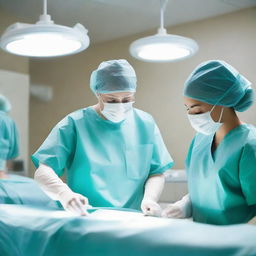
left=129, top=0, right=198, bottom=62
left=0, top=0, right=90, bottom=57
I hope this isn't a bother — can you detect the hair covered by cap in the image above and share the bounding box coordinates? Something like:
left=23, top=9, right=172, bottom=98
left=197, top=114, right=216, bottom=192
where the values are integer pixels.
left=183, top=60, right=254, bottom=112
left=90, top=59, right=137, bottom=94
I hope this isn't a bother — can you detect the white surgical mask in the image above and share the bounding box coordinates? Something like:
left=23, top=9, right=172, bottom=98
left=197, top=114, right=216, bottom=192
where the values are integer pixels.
left=187, top=105, right=224, bottom=135
left=101, top=101, right=134, bottom=123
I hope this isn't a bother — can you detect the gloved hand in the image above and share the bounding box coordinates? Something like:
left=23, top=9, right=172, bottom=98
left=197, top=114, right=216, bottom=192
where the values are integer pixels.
left=35, top=164, right=92, bottom=216
left=161, top=194, right=191, bottom=218
left=141, top=198, right=162, bottom=217
left=248, top=216, right=256, bottom=225
left=58, top=190, right=92, bottom=216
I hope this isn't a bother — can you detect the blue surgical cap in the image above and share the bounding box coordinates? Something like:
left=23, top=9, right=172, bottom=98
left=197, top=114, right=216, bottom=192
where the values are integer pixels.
left=0, top=95, right=11, bottom=113
left=184, top=60, right=254, bottom=112
left=90, top=59, right=137, bottom=94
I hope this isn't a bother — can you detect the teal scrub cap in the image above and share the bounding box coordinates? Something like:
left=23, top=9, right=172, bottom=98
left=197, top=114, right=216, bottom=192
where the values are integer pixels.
left=0, top=95, right=11, bottom=113
left=90, top=59, right=137, bottom=94
left=183, top=60, right=254, bottom=112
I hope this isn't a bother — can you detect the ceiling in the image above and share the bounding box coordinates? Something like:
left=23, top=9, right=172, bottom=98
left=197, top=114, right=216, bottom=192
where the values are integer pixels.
left=0, top=0, right=256, bottom=44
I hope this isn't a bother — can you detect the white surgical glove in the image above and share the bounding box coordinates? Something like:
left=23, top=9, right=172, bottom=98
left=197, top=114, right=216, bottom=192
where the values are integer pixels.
left=141, top=198, right=162, bottom=217
left=35, top=163, right=91, bottom=216
left=248, top=216, right=256, bottom=225
left=58, top=190, right=92, bottom=216
left=161, top=194, right=192, bottom=219
left=141, top=174, right=166, bottom=217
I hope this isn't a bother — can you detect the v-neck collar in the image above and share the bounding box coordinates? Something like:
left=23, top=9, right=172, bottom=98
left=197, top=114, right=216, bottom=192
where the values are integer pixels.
left=209, top=124, right=248, bottom=163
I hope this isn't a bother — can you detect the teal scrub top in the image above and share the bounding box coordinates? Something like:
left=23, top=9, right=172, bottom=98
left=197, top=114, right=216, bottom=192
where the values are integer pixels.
left=186, top=124, right=256, bottom=225
left=0, top=111, right=19, bottom=161
left=32, top=107, right=173, bottom=210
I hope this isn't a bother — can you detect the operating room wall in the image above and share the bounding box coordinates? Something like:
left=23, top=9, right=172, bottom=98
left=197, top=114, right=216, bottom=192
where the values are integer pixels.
left=0, top=8, right=29, bottom=74
left=29, top=7, right=256, bottom=182
left=0, top=8, right=30, bottom=175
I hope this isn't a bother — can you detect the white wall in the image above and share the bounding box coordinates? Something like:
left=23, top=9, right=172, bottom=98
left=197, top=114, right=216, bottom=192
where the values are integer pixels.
left=0, top=69, right=30, bottom=175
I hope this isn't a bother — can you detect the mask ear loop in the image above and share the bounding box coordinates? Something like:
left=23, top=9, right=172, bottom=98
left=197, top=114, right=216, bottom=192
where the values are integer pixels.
left=210, top=104, right=224, bottom=123
left=96, top=93, right=105, bottom=112
left=210, top=103, right=218, bottom=113
left=218, top=107, right=224, bottom=123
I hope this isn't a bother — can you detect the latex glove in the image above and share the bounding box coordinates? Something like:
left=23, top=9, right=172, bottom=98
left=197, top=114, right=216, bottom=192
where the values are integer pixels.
left=161, top=194, right=191, bottom=218
left=141, top=174, right=165, bottom=217
left=248, top=216, right=256, bottom=225
left=58, top=190, right=92, bottom=216
left=35, top=163, right=92, bottom=216
left=141, top=198, right=162, bottom=217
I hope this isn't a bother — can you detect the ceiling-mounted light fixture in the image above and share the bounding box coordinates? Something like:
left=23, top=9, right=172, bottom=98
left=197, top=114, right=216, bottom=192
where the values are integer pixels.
left=0, top=0, right=90, bottom=58
left=129, top=0, right=198, bottom=63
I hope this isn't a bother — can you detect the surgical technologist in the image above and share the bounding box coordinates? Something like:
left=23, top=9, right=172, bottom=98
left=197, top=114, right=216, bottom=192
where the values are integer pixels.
left=32, top=59, right=173, bottom=216
left=162, top=60, right=256, bottom=225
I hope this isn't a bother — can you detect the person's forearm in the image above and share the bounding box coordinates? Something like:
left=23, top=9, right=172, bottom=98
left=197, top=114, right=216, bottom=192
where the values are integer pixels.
left=161, top=193, right=192, bottom=218
left=34, top=163, right=73, bottom=200
left=143, top=173, right=165, bottom=202
left=35, top=164, right=90, bottom=216
left=177, top=194, right=192, bottom=217
left=248, top=216, right=256, bottom=224
left=178, top=194, right=190, bottom=205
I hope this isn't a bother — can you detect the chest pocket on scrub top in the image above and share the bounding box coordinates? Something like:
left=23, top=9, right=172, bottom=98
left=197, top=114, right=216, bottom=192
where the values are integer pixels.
left=125, top=144, right=153, bottom=180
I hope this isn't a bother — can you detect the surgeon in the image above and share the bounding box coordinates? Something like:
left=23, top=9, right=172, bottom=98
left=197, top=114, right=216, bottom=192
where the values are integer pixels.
left=162, top=60, right=256, bottom=225
left=32, top=59, right=173, bottom=216
left=0, top=95, right=19, bottom=179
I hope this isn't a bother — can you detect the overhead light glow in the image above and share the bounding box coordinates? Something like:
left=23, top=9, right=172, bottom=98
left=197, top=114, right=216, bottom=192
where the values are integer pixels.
left=0, top=0, right=89, bottom=57
left=129, top=0, right=198, bottom=62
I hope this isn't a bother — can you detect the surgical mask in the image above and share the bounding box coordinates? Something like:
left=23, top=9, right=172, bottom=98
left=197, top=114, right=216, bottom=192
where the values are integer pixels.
left=187, top=105, right=224, bottom=135
left=101, top=101, right=134, bottom=123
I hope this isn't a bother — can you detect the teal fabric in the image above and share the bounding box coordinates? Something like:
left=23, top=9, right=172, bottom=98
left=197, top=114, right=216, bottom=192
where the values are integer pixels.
left=0, top=175, right=61, bottom=209
left=1, top=204, right=256, bottom=256
left=0, top=159, right=6, bottom=170
left=32, top=107, right=173, bottom=210
left=186, top=124, right=256, bottom=225
left=184, top=60, right=254, bottom=112
left=0, top=95, right=11, bottom=112
left=0, top=111, right=19, bottom=160
left=90, top=59, right=137, bottom=94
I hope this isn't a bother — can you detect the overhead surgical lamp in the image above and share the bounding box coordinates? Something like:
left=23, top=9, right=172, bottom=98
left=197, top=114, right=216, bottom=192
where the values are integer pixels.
left=129, top=0, right=198, bottom=62
left=0, top=0, right=90, bottom=57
